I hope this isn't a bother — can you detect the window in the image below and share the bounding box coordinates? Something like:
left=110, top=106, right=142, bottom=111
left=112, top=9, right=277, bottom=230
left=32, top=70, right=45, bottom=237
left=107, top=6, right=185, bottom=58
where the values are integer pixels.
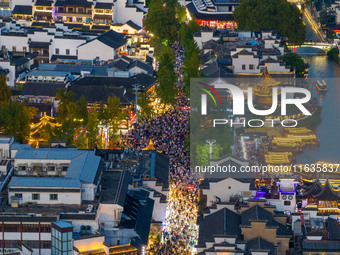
left=242, top=64, right=246, bottom=70
left=50, top=194, right=58, bottom=200
left=66, top=49, right=70, bottom=55
left=55, top=48, right=59, bottom=54
left=18, top=165, right=26, bottom=171
left=76, top=17, right=82, bottom=22
left=62, top=166, right=68, bottom=172
left=1, top=46, right=5, bottom=51
left=48, top=166, right=55, bottom=171
left=12, top=46, right=16, bottom=52
left=23, top=47, right=27, bottom=52
left=284, top=201, right=291, bottom=206
left=14, top=193, right=22, bottom=199
left=249, top=64, right=254, bottom=70
left=32, top=193, right=40, bottom=200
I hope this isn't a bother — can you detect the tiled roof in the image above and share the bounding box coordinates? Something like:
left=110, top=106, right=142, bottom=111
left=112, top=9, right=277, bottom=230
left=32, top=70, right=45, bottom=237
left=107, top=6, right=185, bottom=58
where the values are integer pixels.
left=8, top=176, right=81, bottom=188
left=94, top=2, right=113, bottom=9
left=12, top=5, right=32, bottom=15
left=126, top=20, right=142, bottom=31
left=21, top=82, right=65, bottom=97
left=35, top=0, right=53, bottom=6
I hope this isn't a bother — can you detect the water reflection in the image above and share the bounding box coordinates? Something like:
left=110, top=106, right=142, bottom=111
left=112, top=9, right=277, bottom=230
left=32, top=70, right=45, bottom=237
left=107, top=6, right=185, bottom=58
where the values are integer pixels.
left=296, top=52, right=340, bottom=163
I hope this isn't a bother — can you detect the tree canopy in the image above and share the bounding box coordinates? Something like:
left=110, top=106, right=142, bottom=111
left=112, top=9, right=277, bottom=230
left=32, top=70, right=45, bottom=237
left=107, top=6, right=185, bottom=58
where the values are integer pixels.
left=42, top=89, right=126, bottom=149
left=0, top=75, right=11, bottom=107
left=279, top=52, right=306, bottom=77
left=233, top=0, right=306, bottom=45
left=144, top=0, right=179, bottom=42
left=0, top=76, right=36, bottom=142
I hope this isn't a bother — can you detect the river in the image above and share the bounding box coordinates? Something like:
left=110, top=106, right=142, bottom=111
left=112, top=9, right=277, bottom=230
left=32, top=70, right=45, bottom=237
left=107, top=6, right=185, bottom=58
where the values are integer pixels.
left=294, top=47, right=340, bottom=164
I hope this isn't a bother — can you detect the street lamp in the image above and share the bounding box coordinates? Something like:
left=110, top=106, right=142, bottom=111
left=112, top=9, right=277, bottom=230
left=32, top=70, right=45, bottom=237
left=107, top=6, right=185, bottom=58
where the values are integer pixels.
left=206, top=139, right=216, bottom=159
left=132, top=84, right=141, bottom=124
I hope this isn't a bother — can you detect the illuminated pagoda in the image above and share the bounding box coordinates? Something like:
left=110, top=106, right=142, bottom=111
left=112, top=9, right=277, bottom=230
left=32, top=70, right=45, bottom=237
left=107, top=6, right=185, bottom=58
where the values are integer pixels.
left=252, top=66, right=281, bottom=107
left=29, top=113, right=61, bottom=148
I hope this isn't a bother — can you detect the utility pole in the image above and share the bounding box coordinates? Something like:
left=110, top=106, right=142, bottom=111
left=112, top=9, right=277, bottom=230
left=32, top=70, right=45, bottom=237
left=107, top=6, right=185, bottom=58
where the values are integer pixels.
left=132, top=84, right=141, bottom=124
left=206, top=139, right=216, bottom=159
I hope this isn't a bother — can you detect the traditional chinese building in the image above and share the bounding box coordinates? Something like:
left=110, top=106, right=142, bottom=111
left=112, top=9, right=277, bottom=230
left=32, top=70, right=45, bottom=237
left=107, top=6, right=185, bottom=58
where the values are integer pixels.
left=252, top=66, right=281, bottom=107
left=302, top=180, right=340, bottom=215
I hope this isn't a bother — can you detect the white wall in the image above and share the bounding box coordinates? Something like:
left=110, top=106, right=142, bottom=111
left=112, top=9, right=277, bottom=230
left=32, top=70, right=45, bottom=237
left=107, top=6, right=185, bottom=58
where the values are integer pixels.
left=267, top=194, right=296, bottom=212
left=8, top=190, right=81, bottom=205
left=194, top=31, right=216, bottom=49
left=97, top=203, right=123, bottom=230
left=81, top=183, right=96, bottom=201
left=111, top=24, right=138, bottom=34
left=67, top=219, right=98, bottom=234
left=203, top=178, right=250, bottom=206
left=50, top=37, right=86, bottom=58
left=10, top=0, right=32, bottom=10
left=0, top=34, right=28, bottom=52
left=233, top=54, right=259, bottom=74
left=149, top=191, right=166, bottom=222
left=265, top=62, right=291, bottom=73
left=113, top=0, right=144, bottom=27
left=28, top=31, right=53, bottom=43
left=78, top=40, right=115, bottom=61
left=129, top=66, right=148, bottom=76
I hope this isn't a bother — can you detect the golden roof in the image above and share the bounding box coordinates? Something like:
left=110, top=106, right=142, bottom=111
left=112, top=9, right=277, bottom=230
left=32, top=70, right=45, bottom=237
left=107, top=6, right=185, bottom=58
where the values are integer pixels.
left=141, top=140, right=162, bottom=153
left=256, top=67, right=281, bottom=87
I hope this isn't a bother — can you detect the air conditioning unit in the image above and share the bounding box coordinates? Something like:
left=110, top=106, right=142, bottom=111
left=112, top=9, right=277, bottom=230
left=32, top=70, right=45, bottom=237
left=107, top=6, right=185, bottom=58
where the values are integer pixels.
left=26, top=168, right=32, bottom=172
left=86, top=205, right=93, bottom=213
left=43, top=168, right=48, bottom=172
left=282, top=194, right=294, bottom=200
left=57, top=168, right=62, bottom=172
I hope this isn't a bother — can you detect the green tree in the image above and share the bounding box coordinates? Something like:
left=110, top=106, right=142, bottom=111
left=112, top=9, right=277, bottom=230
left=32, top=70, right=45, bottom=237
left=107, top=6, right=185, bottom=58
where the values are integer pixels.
left=76, top=96, right=88, bottom=124
left=106, top=96, right=126, bottom=138
left=157, top=65, right=177, bottom=105
left=327, top=47, right=340, bottom=65
left=86, top=109, right=99, bottom=148
left=0, top=75, right=11, bottom=106
left=0, top=102, right=36, bottom=143
left=183, top=49, right=201, bottom=89
left=195, top=143, right=224, bottom=166
left=157, top=47, right=177, bottom=104
left=144, top=0, right=178, bottom=42
left=56, top=89, right=75, bottom=120
left=176, top=4, right=186, bottom=24
left=279, top=52, right=306, bottom=77
left=233, top=0, right=306, bottom=45
left=55, top=89, right=80, bottom=144
left=98, top=101, right=107, bottom=122
left=139, top=92, right=153, bottom=117
left=179, top=20, right=201, bottom=47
